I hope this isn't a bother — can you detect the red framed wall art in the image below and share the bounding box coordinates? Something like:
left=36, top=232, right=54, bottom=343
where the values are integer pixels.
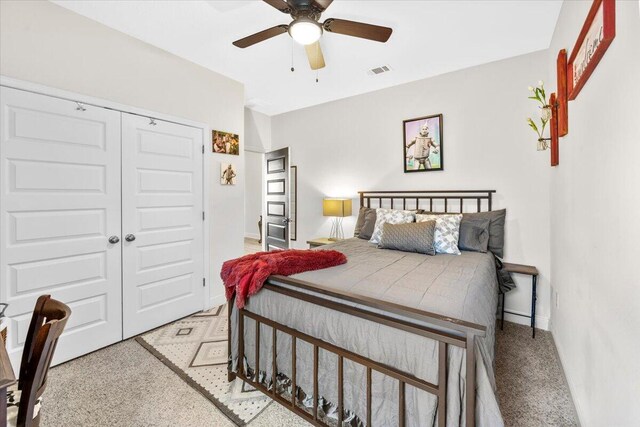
left=567, top=0, right=616, bottom=100
left=556, top=49, right=568, bottom=137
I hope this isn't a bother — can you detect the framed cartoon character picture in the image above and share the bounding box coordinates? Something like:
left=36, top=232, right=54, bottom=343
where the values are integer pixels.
left=403, top=114, right=443, bottom=173
left=220, top=163, right=237, bottom=185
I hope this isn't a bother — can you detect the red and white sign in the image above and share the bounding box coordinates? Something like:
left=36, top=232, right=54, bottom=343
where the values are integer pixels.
left=567, top=0, right=615, bottom=100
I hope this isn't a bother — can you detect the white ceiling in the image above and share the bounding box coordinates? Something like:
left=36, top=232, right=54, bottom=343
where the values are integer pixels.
left=51, top=1, right=562, bottom=116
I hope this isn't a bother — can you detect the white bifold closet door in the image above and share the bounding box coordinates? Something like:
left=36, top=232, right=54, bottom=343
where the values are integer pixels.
left=121, top=113, right=204, bottom=338
left=0, top=87, right=123, bottom=366
left=1, top=86, right=206, bottom=366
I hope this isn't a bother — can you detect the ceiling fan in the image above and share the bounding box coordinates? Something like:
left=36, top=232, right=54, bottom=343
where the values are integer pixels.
left=232, top=0, right=393, bottom=71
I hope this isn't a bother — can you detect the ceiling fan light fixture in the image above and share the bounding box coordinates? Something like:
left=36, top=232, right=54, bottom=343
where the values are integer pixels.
left=288, top=18, right=322, bottom=45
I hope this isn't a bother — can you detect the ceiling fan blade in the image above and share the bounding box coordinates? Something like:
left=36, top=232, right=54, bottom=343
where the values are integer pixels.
left=232, top=25, right=289, bottom=48
left=262, top=0, right=293, bottom=13
left=305, top=41, right=325, bottom=70
left=323, top=18, right=392, bottom=43
left=311, top=0, right=333, bottom=11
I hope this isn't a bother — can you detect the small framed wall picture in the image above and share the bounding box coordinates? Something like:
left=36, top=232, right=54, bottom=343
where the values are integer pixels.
left=403, top=114, right=443, bottom=173
left=220, top=163, right=237, bottom=185
left=212, top=130, right=240, bottom=155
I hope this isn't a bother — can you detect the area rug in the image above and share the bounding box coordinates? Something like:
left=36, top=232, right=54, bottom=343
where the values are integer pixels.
left=135, top=304, right=272, bottom=426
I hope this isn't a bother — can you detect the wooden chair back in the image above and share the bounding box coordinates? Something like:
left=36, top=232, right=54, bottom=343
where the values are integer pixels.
left=16, top=295, right=71, bottom=426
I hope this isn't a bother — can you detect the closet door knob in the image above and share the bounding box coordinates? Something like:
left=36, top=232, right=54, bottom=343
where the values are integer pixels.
left=125, top=234, right=136, bottom=242
left=108, top=236, right=120, bottom=244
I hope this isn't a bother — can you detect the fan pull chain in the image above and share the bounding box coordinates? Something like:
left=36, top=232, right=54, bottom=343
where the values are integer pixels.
left=316, top=70, right=319, bottom=83
left=290, top=39, right=295, bottom=72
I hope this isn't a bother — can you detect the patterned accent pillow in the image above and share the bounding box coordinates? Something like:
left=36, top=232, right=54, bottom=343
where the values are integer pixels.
left=369, top=209, right=415, bottom=244
left=416, top=213, right=463, bottom=255
left=378, top=220, right=436, bottom=255
left=420, top=210, right=506, bottom=257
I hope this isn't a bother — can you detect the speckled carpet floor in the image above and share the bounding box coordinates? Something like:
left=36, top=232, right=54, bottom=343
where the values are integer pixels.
left=40, top=321, right=577, bottom=426
left=495, top=322, right=578, bottom=426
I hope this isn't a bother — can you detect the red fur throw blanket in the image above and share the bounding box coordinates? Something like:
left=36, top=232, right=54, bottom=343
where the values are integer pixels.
left=221, top=249, right=347, bottom=308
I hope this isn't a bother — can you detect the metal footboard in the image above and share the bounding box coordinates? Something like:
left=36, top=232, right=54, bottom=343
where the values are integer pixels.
left=228, top=276, right=486, bottom=427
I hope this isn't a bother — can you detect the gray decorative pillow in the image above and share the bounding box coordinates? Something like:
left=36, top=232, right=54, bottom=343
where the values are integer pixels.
left=464, top=210, right=506, bottom=258
left=419, top=209, right=506, bottom=257
left=354, top=207, right=372, bottom=237
left=378, top=221, right=436, bottom=255
left=369, top=209, right=415, bottom=244
left=458, top=217, right=490, bottom=253
left=416, top=213, right=462, bottom=255
left=357, top=209, right=377, bottom=240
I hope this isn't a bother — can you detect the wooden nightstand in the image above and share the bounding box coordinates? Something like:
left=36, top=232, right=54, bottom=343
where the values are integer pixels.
left=500, top=262, right=539, bottom=338
left=306, top=238, right=338, bottom=248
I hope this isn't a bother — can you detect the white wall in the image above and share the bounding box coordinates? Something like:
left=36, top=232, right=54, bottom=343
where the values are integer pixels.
left=244, top=151, right=263, bottom=240
left=245, top=108, right=272, bottom=152
left=244, top=108, right=271, bottom=241
left=271, top=50, right=552, bottom=328
left=547, top=2, right=640, bottom=425
left=0, top=0, right=245, bottom=306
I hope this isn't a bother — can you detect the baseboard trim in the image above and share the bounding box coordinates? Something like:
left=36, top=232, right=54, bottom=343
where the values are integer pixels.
left=550, top=331, right=583, bottom=426
left=244, top=233, right=260, bottom=240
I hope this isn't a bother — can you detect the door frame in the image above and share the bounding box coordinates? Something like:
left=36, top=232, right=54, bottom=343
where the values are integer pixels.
left=0, top=76, right=214, bottom=312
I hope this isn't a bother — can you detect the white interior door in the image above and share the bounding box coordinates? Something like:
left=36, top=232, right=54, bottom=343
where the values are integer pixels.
left=0, top=86, right=123, bottom=366
left=121, top=113, right=204, bottom=338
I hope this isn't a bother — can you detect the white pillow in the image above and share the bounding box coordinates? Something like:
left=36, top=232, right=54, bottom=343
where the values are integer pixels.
left=369, top=209, right=415, bottom=244
left=416, top=214, right=463, bottom=255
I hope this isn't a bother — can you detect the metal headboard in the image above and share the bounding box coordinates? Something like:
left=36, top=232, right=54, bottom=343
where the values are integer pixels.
left=358, top=190, right=496, bottom=213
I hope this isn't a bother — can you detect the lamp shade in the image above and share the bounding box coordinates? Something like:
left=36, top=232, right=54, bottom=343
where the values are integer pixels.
left=323, top=198, right=352, bottom=217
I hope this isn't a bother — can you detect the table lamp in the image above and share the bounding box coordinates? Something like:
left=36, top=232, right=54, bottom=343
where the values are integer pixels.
left=323, top=198, right=352, bottom=241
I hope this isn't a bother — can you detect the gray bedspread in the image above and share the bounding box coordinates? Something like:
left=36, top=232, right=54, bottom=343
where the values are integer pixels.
left=230, top=238, right=503, bottom=426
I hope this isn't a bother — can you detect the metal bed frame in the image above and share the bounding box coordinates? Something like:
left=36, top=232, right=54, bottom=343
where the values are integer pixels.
left=228, top=190, right=496, bottom=427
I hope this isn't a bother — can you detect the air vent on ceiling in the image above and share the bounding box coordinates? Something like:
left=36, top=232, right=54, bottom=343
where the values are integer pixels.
left=368, top=65, right=392, bottom=76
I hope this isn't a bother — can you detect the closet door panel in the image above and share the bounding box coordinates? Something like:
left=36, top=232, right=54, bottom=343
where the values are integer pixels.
left=0, top=87, right=123, bottom=367
left=121, top=114, right=204, bottom=338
